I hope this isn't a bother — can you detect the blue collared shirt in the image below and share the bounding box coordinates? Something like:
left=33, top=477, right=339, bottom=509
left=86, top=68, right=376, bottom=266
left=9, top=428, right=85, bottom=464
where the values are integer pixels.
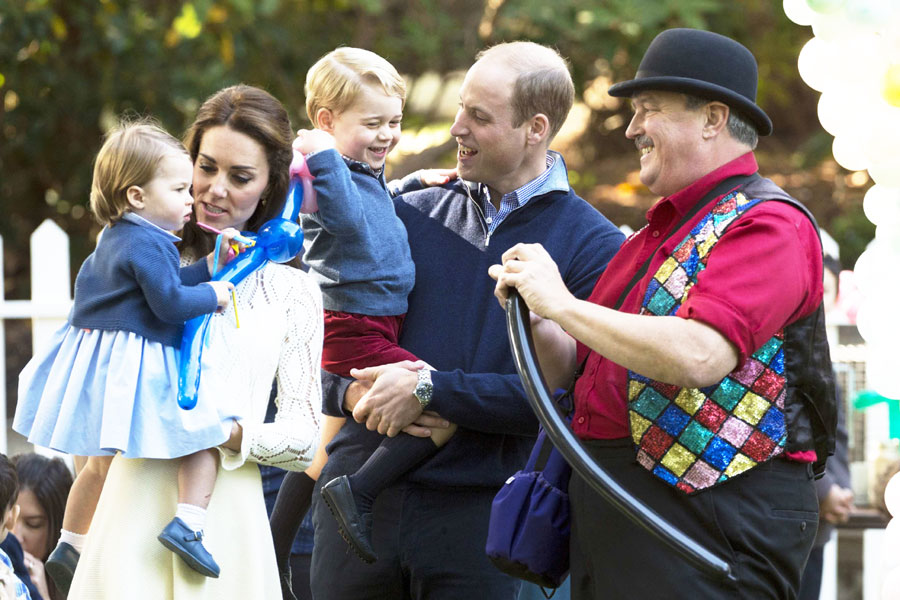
left=478, top=151, right=569, bottom=234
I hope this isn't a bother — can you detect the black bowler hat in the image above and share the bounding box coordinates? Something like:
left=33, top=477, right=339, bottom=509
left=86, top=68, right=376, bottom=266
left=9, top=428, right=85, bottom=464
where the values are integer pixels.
left=608, top=28, right=772, bottom=136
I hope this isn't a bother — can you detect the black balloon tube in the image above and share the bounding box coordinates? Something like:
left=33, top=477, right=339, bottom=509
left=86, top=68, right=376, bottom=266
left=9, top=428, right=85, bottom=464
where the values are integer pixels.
left=505, top=291, right=736, bottom=583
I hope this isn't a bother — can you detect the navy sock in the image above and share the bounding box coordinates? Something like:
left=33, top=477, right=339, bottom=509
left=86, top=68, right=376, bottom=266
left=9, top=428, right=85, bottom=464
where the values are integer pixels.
left=347, top=434, right=439, bottom=513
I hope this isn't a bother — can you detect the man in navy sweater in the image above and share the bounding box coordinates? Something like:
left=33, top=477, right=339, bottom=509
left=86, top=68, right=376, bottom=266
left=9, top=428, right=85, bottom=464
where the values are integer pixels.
left=309, top=41, right=624, bottom=599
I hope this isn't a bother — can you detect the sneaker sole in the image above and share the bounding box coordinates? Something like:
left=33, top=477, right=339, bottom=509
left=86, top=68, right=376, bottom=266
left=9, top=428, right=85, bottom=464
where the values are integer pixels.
left=320, top=488, right=377, bottom=564
left=157, top=534, right=220, bottom=578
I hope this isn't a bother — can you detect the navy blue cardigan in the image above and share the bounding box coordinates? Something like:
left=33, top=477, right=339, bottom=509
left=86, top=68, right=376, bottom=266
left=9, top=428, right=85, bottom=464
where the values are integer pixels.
left=323, top=178, right=625, bottom=488
left=69, top=216, right=217, bottom=347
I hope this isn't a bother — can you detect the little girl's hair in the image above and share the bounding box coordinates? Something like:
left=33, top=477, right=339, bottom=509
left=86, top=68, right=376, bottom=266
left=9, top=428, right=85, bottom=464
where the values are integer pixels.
left=90, top=118, right=188, bottom=226
left=305, top=47, right=407, bottom=126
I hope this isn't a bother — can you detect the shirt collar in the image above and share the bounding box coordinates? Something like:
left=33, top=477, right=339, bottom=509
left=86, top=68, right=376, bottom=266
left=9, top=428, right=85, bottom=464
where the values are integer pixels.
left=120, top=211, right=181, bottom=242
left=647, top=152, right=759, bottom=222
left=341, top=154, right=386, bottom=182
left=465, top=150, right=570, bottom=206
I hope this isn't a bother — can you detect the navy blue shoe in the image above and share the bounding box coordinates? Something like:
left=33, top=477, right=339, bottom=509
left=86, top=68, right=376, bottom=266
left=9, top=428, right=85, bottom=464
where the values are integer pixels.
left=320, top=475, right=377, bottom=563
left=45, top=541, right=80, bottom=594
left=158, top=517, right=220, bottom=578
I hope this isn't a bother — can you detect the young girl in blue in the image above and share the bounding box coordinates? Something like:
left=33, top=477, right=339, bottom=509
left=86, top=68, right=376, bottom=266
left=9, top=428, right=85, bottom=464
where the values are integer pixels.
left=14, top=121, right=237, bottom=589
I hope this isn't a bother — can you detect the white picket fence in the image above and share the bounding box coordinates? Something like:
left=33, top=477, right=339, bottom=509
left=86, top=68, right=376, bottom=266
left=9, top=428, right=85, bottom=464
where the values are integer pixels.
left=1, top=219, right=72, bottom=455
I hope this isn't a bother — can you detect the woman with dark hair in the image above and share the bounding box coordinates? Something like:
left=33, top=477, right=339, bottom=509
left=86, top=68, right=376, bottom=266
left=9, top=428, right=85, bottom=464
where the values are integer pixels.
left=11, top=453, right=73, bottom=600
left=66, top=85, right=323, bottom=599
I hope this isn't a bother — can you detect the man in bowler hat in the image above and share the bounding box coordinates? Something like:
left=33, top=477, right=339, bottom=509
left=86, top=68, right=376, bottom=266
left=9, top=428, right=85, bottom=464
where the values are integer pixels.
left=490, top=28, right=835, bottom=598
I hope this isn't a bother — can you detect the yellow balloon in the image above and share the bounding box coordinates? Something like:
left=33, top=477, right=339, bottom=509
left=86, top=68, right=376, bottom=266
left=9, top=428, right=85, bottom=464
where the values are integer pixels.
left=884, top=64, right=900, bottom=107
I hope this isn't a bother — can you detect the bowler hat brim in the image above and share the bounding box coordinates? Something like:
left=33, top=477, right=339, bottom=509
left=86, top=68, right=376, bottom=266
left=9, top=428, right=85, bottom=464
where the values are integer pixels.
left=608, top=76, right=773, bottom=136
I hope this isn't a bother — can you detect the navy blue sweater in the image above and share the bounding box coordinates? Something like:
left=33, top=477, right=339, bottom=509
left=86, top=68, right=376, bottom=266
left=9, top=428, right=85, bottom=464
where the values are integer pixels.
left=323, top=178, right=625, bottom=488
left=69, top=215, right=217, bottom=347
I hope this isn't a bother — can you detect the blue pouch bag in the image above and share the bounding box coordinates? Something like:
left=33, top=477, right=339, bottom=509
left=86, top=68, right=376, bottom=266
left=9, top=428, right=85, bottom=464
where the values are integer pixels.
left=485, top=422, right=571, bottom=590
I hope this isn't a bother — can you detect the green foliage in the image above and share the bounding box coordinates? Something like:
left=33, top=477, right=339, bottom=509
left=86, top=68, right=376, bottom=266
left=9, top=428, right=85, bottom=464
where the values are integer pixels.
left=0, top=0, right=860, bottom=296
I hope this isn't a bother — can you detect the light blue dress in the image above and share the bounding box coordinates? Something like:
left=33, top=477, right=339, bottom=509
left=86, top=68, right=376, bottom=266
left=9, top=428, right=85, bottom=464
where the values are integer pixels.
left=14, top=326, right=236, bottom=458
left=13, top=215, right=236, bottom=459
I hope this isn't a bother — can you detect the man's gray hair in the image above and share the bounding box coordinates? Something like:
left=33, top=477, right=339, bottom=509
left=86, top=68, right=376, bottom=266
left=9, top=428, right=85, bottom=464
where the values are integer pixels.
left=683, top=94, right=758, bottom=150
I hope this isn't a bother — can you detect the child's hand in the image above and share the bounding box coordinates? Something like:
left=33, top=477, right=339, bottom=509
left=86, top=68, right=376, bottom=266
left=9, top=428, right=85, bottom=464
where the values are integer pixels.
left=204, top=227, right=251, bottom=274
left=293, top=129, right=336, bottom=155
left=206, top=280, right=236, bottom=311
left=418, top=168, right=458, bottom=187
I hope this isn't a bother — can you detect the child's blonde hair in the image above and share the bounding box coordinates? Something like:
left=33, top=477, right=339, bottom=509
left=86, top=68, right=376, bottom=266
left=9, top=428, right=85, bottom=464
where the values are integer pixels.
left=305, top=47, right=406, bottom=126
left=90, top=119, right=188, bottom=226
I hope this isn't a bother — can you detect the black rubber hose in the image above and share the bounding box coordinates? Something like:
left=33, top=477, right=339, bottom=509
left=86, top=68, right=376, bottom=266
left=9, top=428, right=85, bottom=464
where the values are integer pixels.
left=505, top=290, right=736, bottom=583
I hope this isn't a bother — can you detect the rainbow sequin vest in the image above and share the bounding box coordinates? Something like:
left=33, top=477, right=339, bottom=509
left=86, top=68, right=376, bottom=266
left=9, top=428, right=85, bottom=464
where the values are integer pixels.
left=627, top=187, right=791, bottom=494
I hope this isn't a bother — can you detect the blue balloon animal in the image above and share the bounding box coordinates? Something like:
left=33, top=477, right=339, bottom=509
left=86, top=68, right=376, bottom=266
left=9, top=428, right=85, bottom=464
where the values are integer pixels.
left=177, top=151, right=316, bottom=409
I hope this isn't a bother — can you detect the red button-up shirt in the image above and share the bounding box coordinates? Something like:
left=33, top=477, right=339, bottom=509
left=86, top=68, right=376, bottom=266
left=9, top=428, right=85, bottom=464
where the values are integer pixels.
left=573, top=152, right=824, bottom=443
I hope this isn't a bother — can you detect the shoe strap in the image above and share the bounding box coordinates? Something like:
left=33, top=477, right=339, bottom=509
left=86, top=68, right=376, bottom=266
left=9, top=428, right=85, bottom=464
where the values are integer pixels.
left=183, top=530, right=204, bottom=542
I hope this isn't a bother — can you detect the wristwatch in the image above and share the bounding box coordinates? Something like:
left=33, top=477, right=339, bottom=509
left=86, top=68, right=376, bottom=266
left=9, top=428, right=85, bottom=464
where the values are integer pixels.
left=413, top=368, right=433, bottom=409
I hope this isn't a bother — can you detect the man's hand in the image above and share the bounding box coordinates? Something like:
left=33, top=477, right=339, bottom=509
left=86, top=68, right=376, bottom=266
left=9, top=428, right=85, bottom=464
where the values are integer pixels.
left=821, top=484, right=854, bottom=524
left=488, top=242, right=574, bottom=321
left=350, top=364, right=425, bottom=437
left=341, top=360, right=424, bottom=413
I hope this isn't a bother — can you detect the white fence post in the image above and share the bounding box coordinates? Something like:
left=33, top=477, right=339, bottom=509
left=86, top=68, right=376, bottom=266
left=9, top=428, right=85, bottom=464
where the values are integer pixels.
left=0, top=219, right=73, bottom=456
left=30, top=220, right=72, bottom=351
left=28, top=221, right=72, bottom=460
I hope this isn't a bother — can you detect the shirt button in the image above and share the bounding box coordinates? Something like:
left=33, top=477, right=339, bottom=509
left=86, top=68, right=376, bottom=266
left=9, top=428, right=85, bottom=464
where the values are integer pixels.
left=651, top=230, right=660, bottom=238
left=577, top=416, right=585, bottom=424
left=486, top=217, right=493, bottom=223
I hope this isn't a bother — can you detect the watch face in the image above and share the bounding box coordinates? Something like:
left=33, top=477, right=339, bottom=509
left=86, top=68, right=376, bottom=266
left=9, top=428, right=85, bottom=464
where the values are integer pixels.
left=414, top=370, right=433, bottom=407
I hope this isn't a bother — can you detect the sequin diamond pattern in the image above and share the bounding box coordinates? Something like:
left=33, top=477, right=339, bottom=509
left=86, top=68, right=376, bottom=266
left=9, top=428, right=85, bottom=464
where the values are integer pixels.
left=628, top=191, right=786, bottom=494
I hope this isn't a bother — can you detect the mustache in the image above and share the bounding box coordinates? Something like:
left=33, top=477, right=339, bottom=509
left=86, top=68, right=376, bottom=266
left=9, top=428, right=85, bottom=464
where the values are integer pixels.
left=635, top=135, right=653, bottom=149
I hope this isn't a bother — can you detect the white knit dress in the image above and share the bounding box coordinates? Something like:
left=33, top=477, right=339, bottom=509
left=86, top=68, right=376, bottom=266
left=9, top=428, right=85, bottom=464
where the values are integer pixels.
left=68, top=262, right=323, bottom=600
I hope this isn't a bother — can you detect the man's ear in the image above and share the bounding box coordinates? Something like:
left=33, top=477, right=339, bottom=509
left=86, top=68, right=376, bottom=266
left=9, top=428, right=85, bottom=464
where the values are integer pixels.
left=526, top=113, right=551, bottom=146
left=316, top=108, right=335, bottom=133
left=702, top=102, right=729, bottom=139
left=126, top=185, right=145, bottom=210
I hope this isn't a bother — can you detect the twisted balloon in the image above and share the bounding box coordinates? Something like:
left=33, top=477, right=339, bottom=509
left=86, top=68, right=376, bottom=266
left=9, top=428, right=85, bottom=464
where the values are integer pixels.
left=177, top=150, right=316, bottom=410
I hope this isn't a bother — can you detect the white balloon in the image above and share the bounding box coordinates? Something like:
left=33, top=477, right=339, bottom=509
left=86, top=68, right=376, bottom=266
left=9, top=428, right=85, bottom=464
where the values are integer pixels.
left=886, top=473, right=900, bottom=518
left=855, top=301, right=884, bottom=345
left=853, top=237, right=900, bottom=298
left=869, top=160, right=900, bottom=188
left=875, top=224, right=900, bottom=255
left=863, top=185, right=900, bottom=228
left=818, top=91, right=860, bottom=136
left=811, top=12, right=860, bottom=42
left=862, top=101, right=900, bottom=163
left=798, top=37, right=834, bottom=92
left=867, top=350, right=900, bottom=400
left=833, top=36, right=887, bottom=88
left=845, top=0, right=897, bottom=31
left=833, top=135, right=871, bottom=171
left=783, top=0, right=816, bottom=25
